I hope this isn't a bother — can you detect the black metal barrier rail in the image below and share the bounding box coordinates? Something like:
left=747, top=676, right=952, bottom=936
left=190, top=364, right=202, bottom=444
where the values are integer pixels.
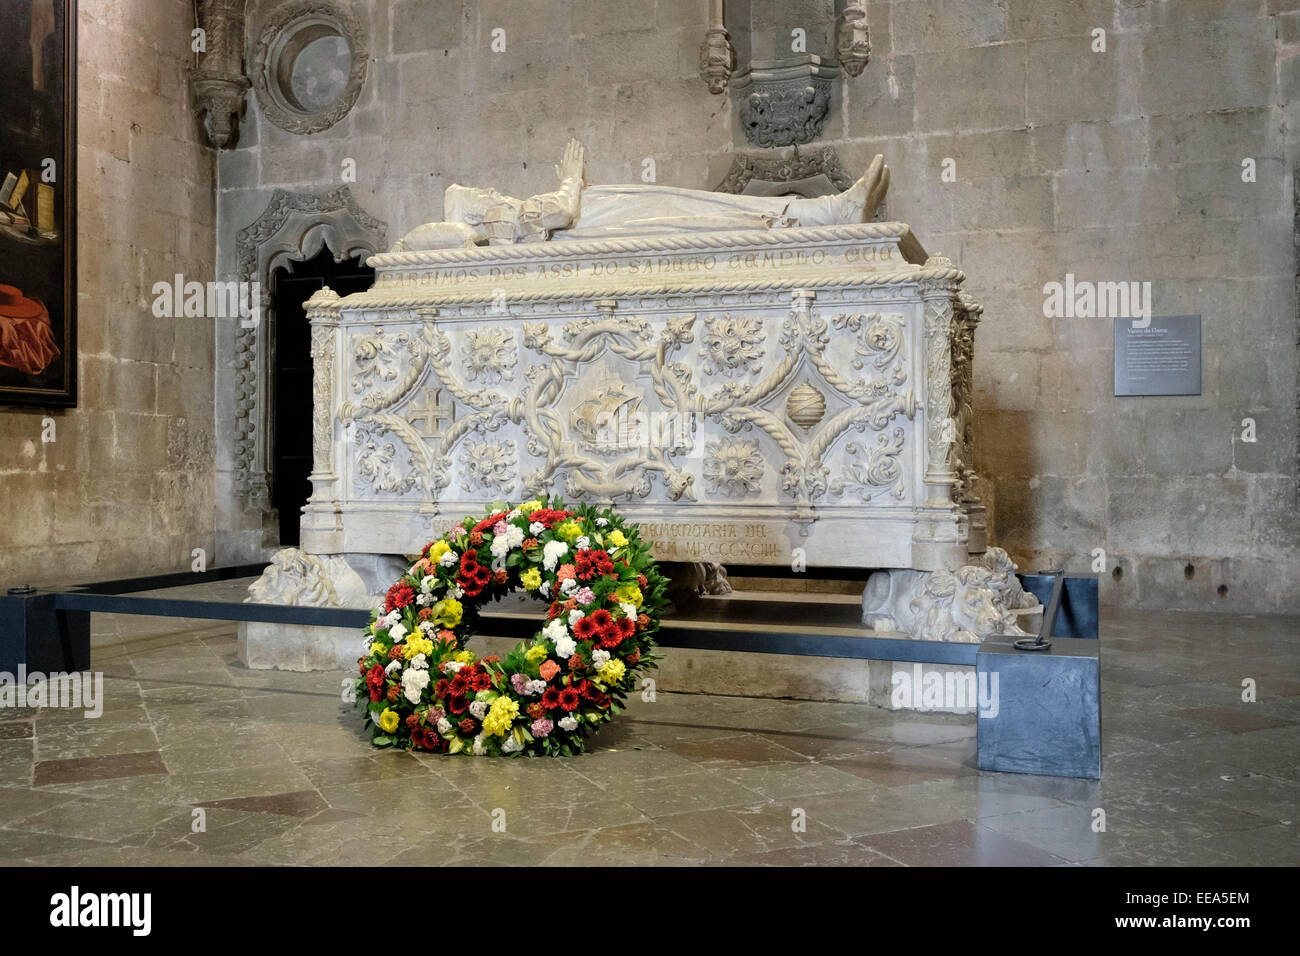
left=32, top=564, right=1071, bottom=669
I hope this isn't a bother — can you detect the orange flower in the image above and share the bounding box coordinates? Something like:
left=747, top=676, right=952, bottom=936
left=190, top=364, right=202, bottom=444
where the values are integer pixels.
left=522, top=537, right=539, bottom=550
left=417, top=607, right=434, bottom=621
left=437, top=629, right=456, bottom=642
left=494, top=568, right=509, bottom=585
left=539, top=660, right=559, bottom=681
left=470, top=530, right=484, bottom=545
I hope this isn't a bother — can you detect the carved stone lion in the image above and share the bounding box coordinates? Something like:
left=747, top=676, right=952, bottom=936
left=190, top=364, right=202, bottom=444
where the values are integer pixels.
left=247, top=548, right=371, bottom=609
left=861, top=551, right=1037, bottom=642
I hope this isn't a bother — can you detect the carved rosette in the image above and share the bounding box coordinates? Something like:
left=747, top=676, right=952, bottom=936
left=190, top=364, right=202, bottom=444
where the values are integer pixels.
left=703, top=438, right=764, bottom=497
left=701, top=314, right=765, bottom=377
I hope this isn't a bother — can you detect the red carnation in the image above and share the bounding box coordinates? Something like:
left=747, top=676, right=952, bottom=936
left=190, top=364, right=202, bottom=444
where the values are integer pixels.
left=405, top=713, right=421, bottom=730
left=569, top=654, right=586, bottom=671
left=472, top=511, right=508, bottom=534
left=528, top=508, right=573, bottom=528
left=541, top=687, right=562, bottom=709
left=365, top=664, right=386, bottom=702
left=592, top=691, right=611, bottom=709
left=386, top=685, right=401, bottom=703
left=434, top=678, right=450, bottom=697
left=627, top=649, right=640, bottom=665
left=417, top=606, right=434, bottom=621
left=558, top=687, right=581, bottom=711
left=522, top=537, right=539, bottom=550
left=385, top=581, right=415, bottom=613
left=638, top=574, right=648, bottom=590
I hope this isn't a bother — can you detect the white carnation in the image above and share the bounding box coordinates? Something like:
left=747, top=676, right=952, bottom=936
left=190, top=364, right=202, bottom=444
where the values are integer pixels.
left=507, top=509, right=522, bottom=521
left=542, top=540, right=569, bottom=571
left=543, top=619, right=568, bottom=643
left=568, top=609, right=585, bottom=623
left=559, top=578, right=577, bottom=596
left=529, top=521, right=545, bottom=536
left=388, top=622, right=408, bottom=642
left=619, top=602, right=637, bottom=620
left=443, top=661, right=464, bottom=674
left=469, top=699, right=488, bottom=719
left=401, top=667, right=430, bottom=704
left=380, top=609, right=401, bottom=628
left=409, top=653, right=429, bottom=670
left=436, top=717, right=452, bottom=734
left=384, top=658, right=403, bottom=675
left=558, top=715, right=579, bottom=731
left=576, top=536, right=591, bottom=551
left=490, top=525, right=526, bottom=560
left=439, top=550, right=458, bottom=567
left=539, top=581, right=551, bottom=598
left=554, top=634, right=576, bottom=658
left=591, top=649, right=610, bottom=667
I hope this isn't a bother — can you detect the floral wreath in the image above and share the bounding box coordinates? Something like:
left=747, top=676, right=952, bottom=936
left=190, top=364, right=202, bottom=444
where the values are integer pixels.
left=353, top=497, right=667, bottom=757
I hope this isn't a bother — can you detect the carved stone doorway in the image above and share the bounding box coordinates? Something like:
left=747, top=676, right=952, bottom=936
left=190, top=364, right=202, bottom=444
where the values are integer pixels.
left=231, top=186, right=386, bottom=540
left=269, top=247, right=373, bottom=546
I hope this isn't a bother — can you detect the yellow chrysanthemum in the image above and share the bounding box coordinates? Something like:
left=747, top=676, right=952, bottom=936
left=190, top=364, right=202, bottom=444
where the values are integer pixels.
left=435, top=598, right=463, bottom=628
left=607, top=529, right=628, bottom=548
left=454, top=650, right=475, bottom=664
left=370, top=642, right=389, bottom=658
left=525, top=643, right=548, bottom=662
left=520, top=568, right=542, bottom=590
left=403, top=635, right=434, bottom=660
left=597, top=659, right=626, bottom=685
left=429, top=540, right=451, bottom=564
left=615, top=584, right=643, bottom=608
left=482, top=696, right=520, bottom=737
left=378, top=709, right=400, bottom=733
left=555, top=521, right=582, bottom=541
left=519, top=499, right=543, bottom=515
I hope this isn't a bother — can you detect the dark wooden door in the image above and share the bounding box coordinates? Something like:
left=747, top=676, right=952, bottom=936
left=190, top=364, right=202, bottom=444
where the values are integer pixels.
left=270, top=248, right=374, bottom=547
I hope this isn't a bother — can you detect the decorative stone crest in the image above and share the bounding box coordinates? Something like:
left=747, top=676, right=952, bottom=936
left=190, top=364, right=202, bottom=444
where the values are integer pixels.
left=715, top=147, right=855, bottom=198
left=734, top=56, right=839, bottom=148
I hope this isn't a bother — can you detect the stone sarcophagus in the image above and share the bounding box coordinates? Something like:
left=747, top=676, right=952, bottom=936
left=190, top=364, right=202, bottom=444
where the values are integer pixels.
left=300, top=222, right=986, bottom=571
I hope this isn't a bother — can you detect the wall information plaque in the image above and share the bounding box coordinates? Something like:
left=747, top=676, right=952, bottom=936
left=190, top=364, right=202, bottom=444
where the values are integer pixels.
left=1113, top=314, right=1201, bottom=396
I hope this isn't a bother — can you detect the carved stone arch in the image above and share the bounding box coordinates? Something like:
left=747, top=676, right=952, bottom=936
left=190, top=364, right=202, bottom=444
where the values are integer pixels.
left=233, top=186, right=386, bottom=510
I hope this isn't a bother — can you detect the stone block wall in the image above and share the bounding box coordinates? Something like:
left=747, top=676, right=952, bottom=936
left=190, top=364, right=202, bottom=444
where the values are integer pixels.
left=214, top=0, right=1298, bottom=612
left=0, top=0, right=216, bottom=587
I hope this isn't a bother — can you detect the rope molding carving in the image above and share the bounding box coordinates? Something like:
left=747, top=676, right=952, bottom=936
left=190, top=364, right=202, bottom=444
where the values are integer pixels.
left=366, top=222, right=918, bottom=268
left=331, top=267, right=968, bottom=312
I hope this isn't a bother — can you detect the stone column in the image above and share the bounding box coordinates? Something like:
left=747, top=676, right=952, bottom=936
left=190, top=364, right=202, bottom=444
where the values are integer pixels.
left=300, top=287, right=344, bottom=553
left=912, top=255, right=966, bottom=570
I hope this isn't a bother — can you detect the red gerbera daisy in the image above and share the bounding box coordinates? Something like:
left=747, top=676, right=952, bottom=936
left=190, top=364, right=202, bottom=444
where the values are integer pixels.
left=434, top=678, right=450, bottom=697
left=558, top=687, right=581, bottom=711
left=447, top=694, right=468, bottom=715
left=385, top=581, right=415, bottom=613
left=365, top=664, right=386, bottom=702
left=573, top=616, right=598, bottom=641
left=541, top=687, right=562, bottom=709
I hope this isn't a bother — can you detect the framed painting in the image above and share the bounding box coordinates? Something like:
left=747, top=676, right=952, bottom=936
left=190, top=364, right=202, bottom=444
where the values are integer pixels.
left=0, top=0, right=76, bottom=407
